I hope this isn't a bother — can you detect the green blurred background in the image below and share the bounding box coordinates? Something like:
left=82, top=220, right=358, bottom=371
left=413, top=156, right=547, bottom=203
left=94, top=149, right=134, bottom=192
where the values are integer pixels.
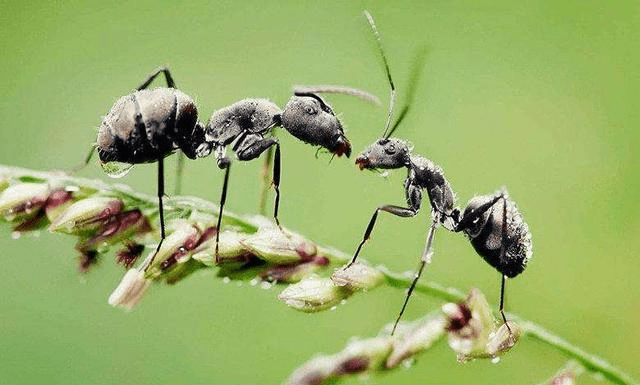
left=1, top=0, right=638, bottom=384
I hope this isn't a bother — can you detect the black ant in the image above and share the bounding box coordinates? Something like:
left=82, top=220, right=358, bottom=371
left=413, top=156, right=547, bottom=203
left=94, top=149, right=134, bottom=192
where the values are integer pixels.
left=204, top=85, right=380, bottom=259
left=344, top=11, right=532, bottom=335
left=83, top=68, right=378, bottom=270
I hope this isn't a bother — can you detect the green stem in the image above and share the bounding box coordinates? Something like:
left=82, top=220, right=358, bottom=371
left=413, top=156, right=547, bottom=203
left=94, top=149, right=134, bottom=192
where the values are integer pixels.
left=0, top=164, right=636, bottom=385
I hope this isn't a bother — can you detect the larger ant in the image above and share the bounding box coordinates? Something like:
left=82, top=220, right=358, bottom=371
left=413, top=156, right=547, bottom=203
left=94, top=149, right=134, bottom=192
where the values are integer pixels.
left=343, top=11, right=532, bottom=335
left=85, top=68, right=378, bottom=271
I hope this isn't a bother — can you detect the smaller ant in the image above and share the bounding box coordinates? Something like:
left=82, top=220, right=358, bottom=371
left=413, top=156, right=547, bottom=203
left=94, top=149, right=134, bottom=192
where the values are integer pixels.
left=345, top=11, right=532, bottom=335
left=346, top=11, right=457, bottom=335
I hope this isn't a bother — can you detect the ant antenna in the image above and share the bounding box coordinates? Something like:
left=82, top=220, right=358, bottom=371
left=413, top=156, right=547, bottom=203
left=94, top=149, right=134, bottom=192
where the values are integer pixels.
left=293, top=85, right=381, bottom=107
left=385, top=47, right=428, bottom=139
left=364, top=10, right=396, bottom=139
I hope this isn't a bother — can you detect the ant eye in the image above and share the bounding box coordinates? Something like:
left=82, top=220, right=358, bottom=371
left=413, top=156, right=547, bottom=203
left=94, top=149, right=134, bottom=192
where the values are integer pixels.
left=305, top=106, right=317, bottom=115
left=385, top=144, right=396, bottom=154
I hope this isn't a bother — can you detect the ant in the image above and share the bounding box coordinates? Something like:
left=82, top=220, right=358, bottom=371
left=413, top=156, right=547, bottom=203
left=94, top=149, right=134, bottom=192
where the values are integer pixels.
left=83, top=68, right=378, bottom=271
left=205, top=85, right=380, bottom=259
left=344, top=11, right=532, bottom=335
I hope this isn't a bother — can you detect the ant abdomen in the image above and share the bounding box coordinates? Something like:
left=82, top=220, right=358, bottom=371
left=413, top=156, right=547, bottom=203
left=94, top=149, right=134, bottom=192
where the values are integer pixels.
left=460, top=191, right=532, bottom=278
left=97, top=88, right=198, bottom=164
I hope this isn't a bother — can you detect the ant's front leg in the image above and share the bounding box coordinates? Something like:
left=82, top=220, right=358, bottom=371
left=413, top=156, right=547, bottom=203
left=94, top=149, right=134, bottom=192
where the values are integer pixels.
left=236, top=135, right=282, bottom=229
left=348, top=180, right=422, bottom=267
left=348, top=205, right=418, bottom=267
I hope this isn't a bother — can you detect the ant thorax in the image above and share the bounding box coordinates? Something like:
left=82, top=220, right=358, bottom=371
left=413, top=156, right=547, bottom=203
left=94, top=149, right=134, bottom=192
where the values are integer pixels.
left=408, top=155, right=456, bottom=221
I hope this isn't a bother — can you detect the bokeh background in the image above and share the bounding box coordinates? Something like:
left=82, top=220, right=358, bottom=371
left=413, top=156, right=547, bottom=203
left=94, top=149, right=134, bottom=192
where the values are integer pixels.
left=1, top=0, right=638, bottom=384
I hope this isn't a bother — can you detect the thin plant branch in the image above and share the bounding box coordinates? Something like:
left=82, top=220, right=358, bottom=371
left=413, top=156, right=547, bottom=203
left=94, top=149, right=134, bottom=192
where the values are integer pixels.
left=0, top=165, right=636, bottom=385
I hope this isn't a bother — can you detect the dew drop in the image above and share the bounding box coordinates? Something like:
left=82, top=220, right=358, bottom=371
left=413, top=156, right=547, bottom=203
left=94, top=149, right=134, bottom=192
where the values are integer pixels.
left=490, top=357, right=500, bottom=364
left=222, top=277, right=230, bottom=284
left=101, top=161, right=134, bottom=178
left=401, top=358, right=415, bottom=369
left=11, top=231, right=21, bottom=240
left=260, top=281, right=272, bottom=290
left=340, top=299, right=347, bottom=305
left=330, top=306, right=337, bottom=311
left=236, top=281, right=243, bottom=287
left=249, top=278, right=259, bottom=286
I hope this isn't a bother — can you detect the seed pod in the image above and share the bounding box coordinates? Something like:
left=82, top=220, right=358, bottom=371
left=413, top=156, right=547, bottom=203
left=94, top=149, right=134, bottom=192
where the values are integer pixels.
left=0, top=183, right=51, bottom=221
left=278, top=276, right=351, bottom=312
left=331, top=263, right=384, bottom=291
left=241, top=229, right=317, bottom=265
left=108, top=268, right=151, bottom=310
left=49, top=197, right=124, bottom=234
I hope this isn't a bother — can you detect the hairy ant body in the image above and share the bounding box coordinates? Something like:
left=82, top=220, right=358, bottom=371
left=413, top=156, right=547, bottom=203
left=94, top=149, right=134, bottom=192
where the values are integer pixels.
left=204, top=85, right=379, bottom=258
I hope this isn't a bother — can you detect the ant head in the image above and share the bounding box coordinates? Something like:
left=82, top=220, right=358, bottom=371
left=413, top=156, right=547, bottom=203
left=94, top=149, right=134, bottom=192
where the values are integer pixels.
left=355, top=137, right=410, bottom=170
left=357, top=11, right=428, bottom=171
left=281, top=93, right=351, bottom=157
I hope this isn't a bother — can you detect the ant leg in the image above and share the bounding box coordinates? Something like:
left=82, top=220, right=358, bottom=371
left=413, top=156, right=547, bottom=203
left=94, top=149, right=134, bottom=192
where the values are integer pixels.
left=347, top=204, right=418, bottom=267
left=137, top=67, right=176, bottom=90
left=235, top=136, right=282, bottom=229
left=497, top=190, right=512, bottom=331
left=215, top=158, right=231, bottom=262
left=141, top=156, right=166, bottom=272
left=258, top=146, right=274, bottom=215
left=68, top=146, right=96, bottom=174
left=391, top=213, right=439, bottom=335
left=272, top=143, right=282, bottom=230
left=499, top=274, right=512, bottom=331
